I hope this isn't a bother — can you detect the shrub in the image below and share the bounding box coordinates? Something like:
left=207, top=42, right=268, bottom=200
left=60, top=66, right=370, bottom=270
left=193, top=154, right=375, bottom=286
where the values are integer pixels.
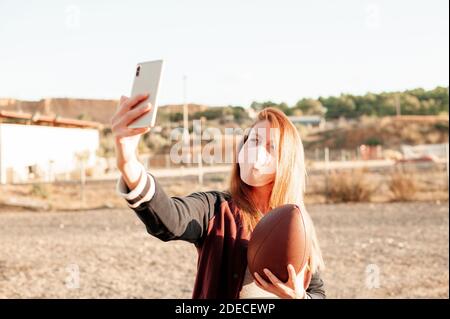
left=388, top=171, right=418, bottom=201
left=30, top=184, right=49, bottom=199
left=326, top=169, right=375, bottom=202
left=364, top=137, right=383, bottom=146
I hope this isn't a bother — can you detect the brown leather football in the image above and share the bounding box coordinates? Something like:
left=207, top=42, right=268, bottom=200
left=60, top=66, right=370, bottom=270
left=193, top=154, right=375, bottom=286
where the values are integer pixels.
left=247, top=204, right=311, bottom=283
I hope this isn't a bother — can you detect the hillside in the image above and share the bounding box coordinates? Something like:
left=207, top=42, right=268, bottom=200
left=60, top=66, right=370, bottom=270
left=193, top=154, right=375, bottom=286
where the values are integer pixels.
left=0, top=98, right=211, bottom=125
left=304, top=116, right=449, bottom=150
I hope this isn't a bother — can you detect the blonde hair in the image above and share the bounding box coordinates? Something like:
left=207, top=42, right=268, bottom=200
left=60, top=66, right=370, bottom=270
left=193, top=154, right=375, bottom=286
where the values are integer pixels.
left=229, top=107, right=325, bottom=274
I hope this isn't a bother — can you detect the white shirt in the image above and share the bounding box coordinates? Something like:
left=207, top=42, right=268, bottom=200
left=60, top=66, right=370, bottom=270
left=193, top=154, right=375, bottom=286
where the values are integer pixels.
left=239, top=267, right=280, bottom=299
left=239, top=266, right=310, bottom=299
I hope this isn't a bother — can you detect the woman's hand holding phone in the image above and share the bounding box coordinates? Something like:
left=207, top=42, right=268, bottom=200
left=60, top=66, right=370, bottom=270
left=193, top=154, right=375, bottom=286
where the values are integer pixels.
left=111, top=93, right=152, bottom=189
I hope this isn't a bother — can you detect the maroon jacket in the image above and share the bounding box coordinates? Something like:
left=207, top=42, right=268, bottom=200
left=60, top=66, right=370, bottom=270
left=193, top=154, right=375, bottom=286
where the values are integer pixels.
left=128, top=174, right=325, bottom=299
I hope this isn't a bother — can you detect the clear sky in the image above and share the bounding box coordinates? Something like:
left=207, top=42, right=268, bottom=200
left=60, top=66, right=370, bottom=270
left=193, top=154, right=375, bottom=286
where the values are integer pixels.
left=0, top=0, right=448, bottom=106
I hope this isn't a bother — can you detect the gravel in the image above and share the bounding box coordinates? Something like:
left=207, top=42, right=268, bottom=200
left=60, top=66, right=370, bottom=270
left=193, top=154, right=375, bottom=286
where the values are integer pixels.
left=0, top=201, right=448, bottom=298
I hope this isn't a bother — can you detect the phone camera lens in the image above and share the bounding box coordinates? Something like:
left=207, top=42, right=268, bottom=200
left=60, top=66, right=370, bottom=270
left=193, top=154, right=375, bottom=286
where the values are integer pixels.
left=136, top=65, right=141, bottom=77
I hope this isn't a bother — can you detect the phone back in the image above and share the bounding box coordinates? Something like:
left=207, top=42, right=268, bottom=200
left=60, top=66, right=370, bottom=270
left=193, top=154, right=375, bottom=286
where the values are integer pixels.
left=128, top=60, right=164, bottom=128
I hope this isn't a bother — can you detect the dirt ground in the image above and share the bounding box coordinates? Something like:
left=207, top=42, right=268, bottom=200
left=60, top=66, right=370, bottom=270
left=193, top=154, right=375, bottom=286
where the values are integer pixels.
left=0, top=201, right=448, bottom=299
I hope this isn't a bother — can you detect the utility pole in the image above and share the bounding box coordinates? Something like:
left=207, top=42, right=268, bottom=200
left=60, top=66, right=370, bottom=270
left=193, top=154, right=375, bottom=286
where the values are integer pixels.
left=182, top=75, right=190, bottom=163
left=183, top=75, right=189, bottom=141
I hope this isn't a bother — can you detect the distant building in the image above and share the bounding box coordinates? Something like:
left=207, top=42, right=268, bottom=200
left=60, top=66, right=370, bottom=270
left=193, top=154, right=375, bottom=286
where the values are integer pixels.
left=0, top=98, right=117, bottom=125
left=288, top=115, right=326, bottom=128
left=0, top=110, right=101, bottom=184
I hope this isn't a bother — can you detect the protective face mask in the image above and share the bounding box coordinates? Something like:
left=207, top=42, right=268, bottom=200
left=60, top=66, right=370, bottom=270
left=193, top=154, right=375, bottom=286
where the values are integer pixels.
left=238, top=144, right=277, bottom=187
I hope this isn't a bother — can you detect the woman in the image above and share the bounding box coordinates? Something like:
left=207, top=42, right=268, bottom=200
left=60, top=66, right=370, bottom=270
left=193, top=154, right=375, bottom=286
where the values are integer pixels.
left=112, top=94, right=325, bottom=299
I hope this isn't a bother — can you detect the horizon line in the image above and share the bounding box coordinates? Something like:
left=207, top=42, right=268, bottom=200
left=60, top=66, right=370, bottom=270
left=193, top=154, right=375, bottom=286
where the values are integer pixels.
left=0, top=84, right=448, bottom=108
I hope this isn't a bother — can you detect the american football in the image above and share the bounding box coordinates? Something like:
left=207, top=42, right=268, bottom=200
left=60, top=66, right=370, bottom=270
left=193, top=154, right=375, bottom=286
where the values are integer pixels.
left=247, top=204, right=311, bottom=283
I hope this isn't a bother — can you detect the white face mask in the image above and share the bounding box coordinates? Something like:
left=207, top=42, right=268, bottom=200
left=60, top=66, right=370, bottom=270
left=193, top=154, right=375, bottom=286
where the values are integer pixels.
left=238, top=144, right=277, bottom=187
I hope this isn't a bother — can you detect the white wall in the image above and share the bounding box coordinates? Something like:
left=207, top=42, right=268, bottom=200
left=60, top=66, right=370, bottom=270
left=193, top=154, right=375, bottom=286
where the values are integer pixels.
left=0, top=124, right=99, bottom=184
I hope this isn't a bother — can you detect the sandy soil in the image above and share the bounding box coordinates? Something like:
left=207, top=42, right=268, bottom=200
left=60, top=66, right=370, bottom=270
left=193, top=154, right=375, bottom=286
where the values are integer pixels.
left=0, top=201, right=448, bottom=299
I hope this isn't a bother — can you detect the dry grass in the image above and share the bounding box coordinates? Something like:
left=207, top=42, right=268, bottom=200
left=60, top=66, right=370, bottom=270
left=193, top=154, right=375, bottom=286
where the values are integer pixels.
left=388, top=171, right=418, bottom=202
left=0, top=165, right=447, bottom=212
left=326, top=169, right=376, bottom=203
left=30, top=184, right=50, bottom=199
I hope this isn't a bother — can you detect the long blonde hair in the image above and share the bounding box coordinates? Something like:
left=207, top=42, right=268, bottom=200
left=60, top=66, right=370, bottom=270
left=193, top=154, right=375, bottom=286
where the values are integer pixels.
left=229, top=107, right=325, bottom=274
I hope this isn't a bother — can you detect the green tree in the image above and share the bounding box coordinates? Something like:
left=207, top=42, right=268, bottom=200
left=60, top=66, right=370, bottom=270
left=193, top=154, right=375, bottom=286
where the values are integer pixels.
left=320, top=95, right=357, bottom=119
left=250, top=101, right=293, bottom=115
left=295, top=99, right=327, bottom=116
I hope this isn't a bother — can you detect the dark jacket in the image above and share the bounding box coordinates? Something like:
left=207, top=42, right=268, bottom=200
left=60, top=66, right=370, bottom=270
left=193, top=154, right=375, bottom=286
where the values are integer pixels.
left=123, top=173, right=326, bottom=299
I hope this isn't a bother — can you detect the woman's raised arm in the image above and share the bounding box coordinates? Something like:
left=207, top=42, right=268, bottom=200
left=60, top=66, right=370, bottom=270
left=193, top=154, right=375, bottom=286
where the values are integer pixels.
left=112, top=94, right=224, bottom=246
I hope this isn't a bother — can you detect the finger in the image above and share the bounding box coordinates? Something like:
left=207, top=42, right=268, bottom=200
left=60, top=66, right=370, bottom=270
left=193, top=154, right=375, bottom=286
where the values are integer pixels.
left=122, top=103, right=153, bottom=126
left=263, top=268, right=282, bottom=285
left=125, top=93, right=149, bottom=109
left=123, top=105, right=152, bottom=127
left=118, top=93, right=149, bottom=116
left=254, top=279, right=265, bottom=290
left=254, top=279, right=277, bottom=295
left=287, top=264, right=298, bottom=284
left=303, top=270, right=313, bottom=290
left=255, top=278, right=292, bottom=299
left=122, top=127, right=150, bottom=137
left=253, top=272, right=270, bottom=289
left=113, top=96, right=129, bottom=122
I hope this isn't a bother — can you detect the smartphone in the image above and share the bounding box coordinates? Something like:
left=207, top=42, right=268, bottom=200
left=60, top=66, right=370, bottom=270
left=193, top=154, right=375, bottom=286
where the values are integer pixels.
left=127, top=59, right=164, bottom=128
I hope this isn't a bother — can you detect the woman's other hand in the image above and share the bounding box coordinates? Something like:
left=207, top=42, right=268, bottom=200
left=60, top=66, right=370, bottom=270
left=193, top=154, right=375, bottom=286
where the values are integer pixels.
left=253, top=264, right=310, bottom=299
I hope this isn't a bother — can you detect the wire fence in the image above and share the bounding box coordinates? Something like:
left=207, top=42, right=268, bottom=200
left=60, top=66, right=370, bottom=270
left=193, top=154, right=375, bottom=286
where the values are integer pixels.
left=2, top=143, right=449, bottom=187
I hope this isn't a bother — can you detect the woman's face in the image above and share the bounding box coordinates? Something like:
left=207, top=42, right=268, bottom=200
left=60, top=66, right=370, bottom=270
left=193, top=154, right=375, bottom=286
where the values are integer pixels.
left=238, top=120, right=278, bottom=187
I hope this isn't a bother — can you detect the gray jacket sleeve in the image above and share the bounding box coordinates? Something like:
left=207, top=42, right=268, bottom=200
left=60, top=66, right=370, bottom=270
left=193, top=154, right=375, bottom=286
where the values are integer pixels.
left=120, top=172, right=227, bottom=246
left=306, top=272, right=326, bottom=299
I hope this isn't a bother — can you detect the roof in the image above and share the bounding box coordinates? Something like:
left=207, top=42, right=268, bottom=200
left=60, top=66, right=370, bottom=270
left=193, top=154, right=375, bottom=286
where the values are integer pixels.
left=288, top=115, right=324, bottom=124
left=0, top=110, right=102, bottom=129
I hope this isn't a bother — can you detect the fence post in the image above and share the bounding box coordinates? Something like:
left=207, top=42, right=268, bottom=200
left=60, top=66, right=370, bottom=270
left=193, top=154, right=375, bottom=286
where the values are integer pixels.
left=80, top=158, right=86, bottom=209
left=48, top=160, right=55, bottom=182
left=165, top=154, right=170, bottom=169
left=75, top=150, right=89, bottom=210
left=324, top=147, right=330, bottom=203
left=198, top=152, right=203, bottom=185
left=446, top=143, right=449, bottom=189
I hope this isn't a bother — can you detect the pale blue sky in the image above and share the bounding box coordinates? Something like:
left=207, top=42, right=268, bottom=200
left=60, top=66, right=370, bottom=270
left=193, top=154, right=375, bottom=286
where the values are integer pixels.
left=0, top=0, right=448, bottom=106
